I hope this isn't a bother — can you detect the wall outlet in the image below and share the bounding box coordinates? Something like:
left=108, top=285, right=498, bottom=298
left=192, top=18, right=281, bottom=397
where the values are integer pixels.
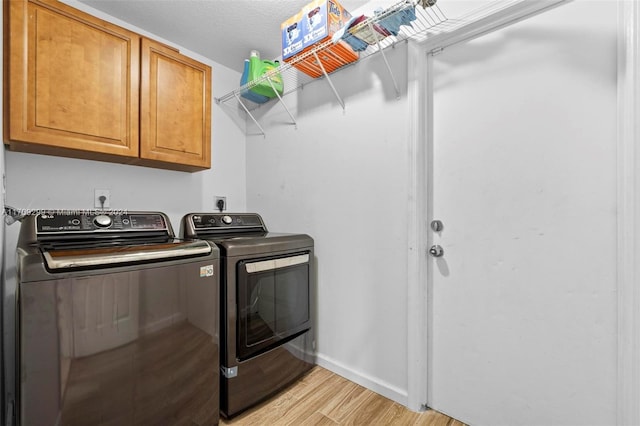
left=214, top=196, right=226, bottom=212
left=95, top=189, right=111, bottom=209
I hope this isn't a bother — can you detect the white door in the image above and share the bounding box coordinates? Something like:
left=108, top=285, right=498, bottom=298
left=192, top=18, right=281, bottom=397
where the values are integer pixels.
left=428, top=2, right=618, bottom=425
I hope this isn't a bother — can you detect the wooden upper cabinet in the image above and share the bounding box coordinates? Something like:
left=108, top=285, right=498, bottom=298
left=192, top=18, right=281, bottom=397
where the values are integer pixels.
left=140, top=38, right=211, bottom=170
left=5, top=0, right=212, bottom=172
left=6, top=0, right=140, bottom=158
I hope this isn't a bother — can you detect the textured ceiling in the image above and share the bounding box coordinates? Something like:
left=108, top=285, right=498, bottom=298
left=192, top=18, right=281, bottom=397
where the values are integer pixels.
left=76, top=0, right=372, bottom=72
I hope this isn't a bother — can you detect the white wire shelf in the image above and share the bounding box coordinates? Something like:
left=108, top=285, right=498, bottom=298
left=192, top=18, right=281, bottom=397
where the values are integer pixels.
left=215, top=0, right=448, bottom=107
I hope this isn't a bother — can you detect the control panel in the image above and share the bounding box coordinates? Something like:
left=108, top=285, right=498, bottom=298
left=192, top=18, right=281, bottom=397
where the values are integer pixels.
left=36, top=212, right=168, bottom=234
left=190, top=214, right=265, bottom=231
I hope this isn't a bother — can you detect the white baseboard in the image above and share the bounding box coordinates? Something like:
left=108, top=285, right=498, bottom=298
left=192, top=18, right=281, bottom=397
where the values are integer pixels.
left=314, top=352, right=409, bottom=409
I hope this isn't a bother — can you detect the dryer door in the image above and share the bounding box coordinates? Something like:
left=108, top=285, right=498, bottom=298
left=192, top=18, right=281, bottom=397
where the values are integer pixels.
left=236, top=252, right=311, bottom=360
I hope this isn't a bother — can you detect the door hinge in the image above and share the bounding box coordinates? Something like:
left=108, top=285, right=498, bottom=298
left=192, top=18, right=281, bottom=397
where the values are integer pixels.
left=430, top=47, right=444, bottom=56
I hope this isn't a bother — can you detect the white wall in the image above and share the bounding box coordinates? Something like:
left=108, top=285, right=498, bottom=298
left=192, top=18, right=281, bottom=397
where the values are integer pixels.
left=246, top=45, right=412, bottom=403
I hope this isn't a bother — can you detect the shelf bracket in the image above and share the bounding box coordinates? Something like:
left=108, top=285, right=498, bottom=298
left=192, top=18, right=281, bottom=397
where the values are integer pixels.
left=267, top=76, right=297, bottom=129
left=233, top=92, right=266, bottom=138
left=313, top=51, right=346, bottom=111
left=369, top=22, right=401, bottom=99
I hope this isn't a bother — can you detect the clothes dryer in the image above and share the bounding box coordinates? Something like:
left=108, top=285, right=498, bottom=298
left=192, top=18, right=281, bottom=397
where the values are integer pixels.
left=181, top=213, right=314, bottom=418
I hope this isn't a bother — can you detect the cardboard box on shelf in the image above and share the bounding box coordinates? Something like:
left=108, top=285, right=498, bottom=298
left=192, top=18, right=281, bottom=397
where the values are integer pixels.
left=282, top=11, right=305, bottom=60
left=281, top=0, right=359, bottom=78
left=301, top=0, right=352, bottom=49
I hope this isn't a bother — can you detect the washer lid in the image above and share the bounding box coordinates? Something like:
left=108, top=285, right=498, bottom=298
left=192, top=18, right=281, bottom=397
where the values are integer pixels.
left=42, top=239, right=212, bottom=270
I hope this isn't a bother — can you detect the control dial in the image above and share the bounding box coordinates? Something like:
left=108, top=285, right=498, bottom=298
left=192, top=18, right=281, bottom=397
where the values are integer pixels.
left=93, top=215, right=112, bottom=228
left=221, top=215, right=233, bottom=225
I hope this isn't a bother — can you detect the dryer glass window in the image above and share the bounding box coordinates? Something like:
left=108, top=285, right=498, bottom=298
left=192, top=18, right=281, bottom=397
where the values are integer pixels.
left=246, top=274, right=276, bottom=346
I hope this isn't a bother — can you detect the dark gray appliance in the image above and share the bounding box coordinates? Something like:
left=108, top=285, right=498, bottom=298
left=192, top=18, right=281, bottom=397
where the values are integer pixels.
left=15, top=211, right=220, bottom=426
left=180, top=213, right=314, bottom=418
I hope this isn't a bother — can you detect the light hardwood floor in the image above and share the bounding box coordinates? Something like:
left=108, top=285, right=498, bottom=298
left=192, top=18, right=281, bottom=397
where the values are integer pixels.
left=221, top=366, right=465, bottom=426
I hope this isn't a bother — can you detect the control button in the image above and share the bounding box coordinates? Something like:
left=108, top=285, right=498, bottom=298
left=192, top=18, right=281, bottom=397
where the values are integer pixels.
left=70, top=218, right=80, bottom=226
left=222, top=215, right=233, bottom=225
left=122, top=218, right=130, bottom=225
left=93, top=215, right=112, bottom=228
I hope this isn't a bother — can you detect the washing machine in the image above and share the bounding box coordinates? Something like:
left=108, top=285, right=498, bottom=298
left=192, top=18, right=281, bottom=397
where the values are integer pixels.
left=14, top=211, right=220, bottom=426
left=180, top=213, right=315, bottom=418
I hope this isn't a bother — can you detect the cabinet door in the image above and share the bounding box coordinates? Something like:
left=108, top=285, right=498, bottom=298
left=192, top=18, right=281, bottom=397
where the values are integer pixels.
left=7, top=0, right=140, bottom=157
left=140, top=38, right=211, bottom=171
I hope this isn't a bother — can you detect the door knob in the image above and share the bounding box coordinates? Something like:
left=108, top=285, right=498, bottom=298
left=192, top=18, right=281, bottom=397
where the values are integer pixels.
left=429, top=245, right=444, bottom=258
